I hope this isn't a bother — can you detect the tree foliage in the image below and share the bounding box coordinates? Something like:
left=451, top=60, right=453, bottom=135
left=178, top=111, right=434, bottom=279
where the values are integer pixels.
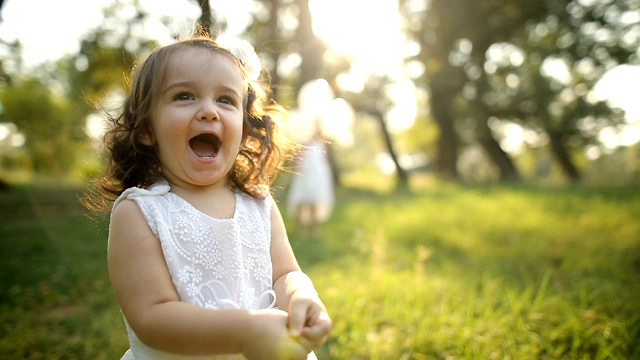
left=401, top=0, right=637, bottom=182
left=0, top=76, right=78, bottom=173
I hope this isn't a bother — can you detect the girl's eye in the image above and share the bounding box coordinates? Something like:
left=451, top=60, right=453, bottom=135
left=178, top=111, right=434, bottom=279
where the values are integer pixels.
left=175, top=92, right=193, bottom=101
left=218, top=96, right=236, bottom=106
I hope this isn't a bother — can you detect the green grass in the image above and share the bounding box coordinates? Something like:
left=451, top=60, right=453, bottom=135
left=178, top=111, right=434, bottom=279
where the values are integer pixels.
left=1, top=181, right=639, bottom=359
left=0, top=185, right=124, bottom=359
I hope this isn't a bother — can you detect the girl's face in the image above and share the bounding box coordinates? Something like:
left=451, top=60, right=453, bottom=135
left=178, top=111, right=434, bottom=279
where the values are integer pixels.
left=142, top=47, right=246, bottom=191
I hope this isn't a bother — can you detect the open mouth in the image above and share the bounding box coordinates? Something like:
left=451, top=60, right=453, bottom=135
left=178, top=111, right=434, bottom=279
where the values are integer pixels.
left=189, top=133, right=221, bottom=159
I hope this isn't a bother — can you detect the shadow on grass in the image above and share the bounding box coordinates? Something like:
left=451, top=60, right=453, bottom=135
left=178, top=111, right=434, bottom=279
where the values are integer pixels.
left=0, top=184, right=124, bottom=359
left=0, top=186, right=78, bottom=306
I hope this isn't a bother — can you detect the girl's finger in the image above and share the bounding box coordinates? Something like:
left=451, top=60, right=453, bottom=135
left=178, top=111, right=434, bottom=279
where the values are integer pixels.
left=288, top=300, right=311, bottom=337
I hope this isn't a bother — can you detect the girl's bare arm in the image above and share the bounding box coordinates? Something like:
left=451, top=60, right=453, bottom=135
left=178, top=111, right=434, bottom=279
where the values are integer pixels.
left=269, top=200, right=332, bottom=349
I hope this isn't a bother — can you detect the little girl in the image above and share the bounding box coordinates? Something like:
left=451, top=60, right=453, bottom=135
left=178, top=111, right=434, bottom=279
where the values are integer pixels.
left=87, top=31, right=331, bottom=359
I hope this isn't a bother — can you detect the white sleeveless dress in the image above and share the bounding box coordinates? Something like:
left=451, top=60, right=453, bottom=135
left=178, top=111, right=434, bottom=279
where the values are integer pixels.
left=286, top=139, right=335, bottom=224
left=111, top=180, right=316, bottom=359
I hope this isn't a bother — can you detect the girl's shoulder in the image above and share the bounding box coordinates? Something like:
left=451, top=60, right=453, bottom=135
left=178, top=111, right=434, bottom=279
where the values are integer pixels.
left=109, top=195, right=155, bottom=241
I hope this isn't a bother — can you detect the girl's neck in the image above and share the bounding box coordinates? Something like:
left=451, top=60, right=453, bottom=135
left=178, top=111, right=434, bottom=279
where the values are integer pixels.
left=169, top=181, right=237, bottom=219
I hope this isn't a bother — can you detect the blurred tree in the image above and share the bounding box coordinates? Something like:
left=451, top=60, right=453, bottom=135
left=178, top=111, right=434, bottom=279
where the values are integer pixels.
left=480, top=0, right=634, bottom=182
left=401, top=0, right=557, bottom=181
left=401, top=0, right=466, bottom=180
left=400, top=0, right=636, bottom=182
left=72, top=1, right=163, bottom=93
left=242, top=0, right=290, bottom=100
left=253, top=0, right=328, bottom=99
left=0, top=77, right=77, bottom=174
left=0, top=0, right=162, bottom=177
left=198, top=0, right=213, bottom=33
left=293, top=0, right=326, bottom=93
left=342, top=75, right=410, bottom=189
left=458, top=1, right=560, bottom=182
left=244, top=0, right=283, bottom=99
left=522, top=0, right=636, bottom=181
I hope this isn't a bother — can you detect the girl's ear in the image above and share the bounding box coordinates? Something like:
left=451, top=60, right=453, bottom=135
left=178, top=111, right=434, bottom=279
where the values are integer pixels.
left=138, top=125, right=156, bottom=146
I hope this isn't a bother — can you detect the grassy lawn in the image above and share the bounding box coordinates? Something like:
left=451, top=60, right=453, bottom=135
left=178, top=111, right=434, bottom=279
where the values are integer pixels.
left=1, top=180, right=639, bottom=359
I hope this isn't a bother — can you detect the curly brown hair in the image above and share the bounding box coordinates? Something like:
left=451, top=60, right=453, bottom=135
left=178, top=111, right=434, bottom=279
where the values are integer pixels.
left=84, top=33, right=292, bottom=213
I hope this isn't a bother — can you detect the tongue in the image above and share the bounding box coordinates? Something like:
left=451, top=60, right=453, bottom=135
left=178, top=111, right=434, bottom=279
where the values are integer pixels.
left=190, top=138, right=217, bottom=158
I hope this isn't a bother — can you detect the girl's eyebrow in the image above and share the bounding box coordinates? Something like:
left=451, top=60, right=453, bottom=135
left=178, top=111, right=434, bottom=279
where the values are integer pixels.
left=162, top=81, right=243, bottom=97
left=161, top=81, right=193, bottom=95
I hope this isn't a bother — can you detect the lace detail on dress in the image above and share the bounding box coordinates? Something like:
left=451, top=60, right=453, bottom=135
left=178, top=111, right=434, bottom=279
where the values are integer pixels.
left=125, top=183, right=274, bottom=310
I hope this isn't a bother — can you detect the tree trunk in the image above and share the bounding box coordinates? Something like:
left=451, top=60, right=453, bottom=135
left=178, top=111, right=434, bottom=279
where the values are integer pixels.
left=429, top=88, right=460, bottom=179
left=295, top=0, right=326, bottom=91
left=373, top=111, right=409, bottom=189
left=265, top=0, right=282, bottom=99
left=197, top=1, right=212, bottom=33
left=324, top=142, right=341, bottom=187
left=548, top=133, right=580, bottom=182
left=470, top=64, right=520, bottom=182
left=476, top=118, right=520, bottom=181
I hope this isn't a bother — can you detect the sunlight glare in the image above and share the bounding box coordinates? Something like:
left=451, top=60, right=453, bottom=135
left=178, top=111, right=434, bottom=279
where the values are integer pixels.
left=592, top=65, right=640, bottom=148
left=386, top=79, right=417, bottom=132
left=0, top=0, right=203, bottom=67
left=206, top=0, right=255, bottom=35
left=309, top=0, right=418, bottom=132
left=594, top=65, right=640, bottom=122
left=309, top=0, right=405, bottom=72
left=85, top=113, right=106, bottom=140
left=541, top=57, right=572, bottom=85
left=0, top=0, right=112, bottom=65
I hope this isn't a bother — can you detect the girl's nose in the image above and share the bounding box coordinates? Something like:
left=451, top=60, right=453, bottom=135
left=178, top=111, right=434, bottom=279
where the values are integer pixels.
left=197, top=99, right=219, bottom=121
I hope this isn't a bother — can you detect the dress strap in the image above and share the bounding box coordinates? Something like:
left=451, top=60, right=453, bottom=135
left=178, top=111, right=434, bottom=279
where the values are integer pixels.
left=113, top=180, right=171, bottom=208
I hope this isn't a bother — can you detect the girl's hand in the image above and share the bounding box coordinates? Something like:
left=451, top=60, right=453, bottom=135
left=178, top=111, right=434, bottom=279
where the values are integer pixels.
left=287, top=290, right=332, bottom=351
left=241, top=309, right=309, bottom=360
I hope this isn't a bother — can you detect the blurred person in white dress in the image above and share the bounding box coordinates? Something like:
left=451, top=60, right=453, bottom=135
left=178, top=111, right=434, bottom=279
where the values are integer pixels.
left=287, top=123, right=334, bottom=239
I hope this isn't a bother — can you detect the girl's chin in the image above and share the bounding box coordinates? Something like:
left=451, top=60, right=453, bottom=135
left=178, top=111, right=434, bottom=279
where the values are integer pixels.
left=190, top=168, right=234, bottom=186
left=190, top=171, right=228, bottom=184
left=163, top=170, right=227, bottom=188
